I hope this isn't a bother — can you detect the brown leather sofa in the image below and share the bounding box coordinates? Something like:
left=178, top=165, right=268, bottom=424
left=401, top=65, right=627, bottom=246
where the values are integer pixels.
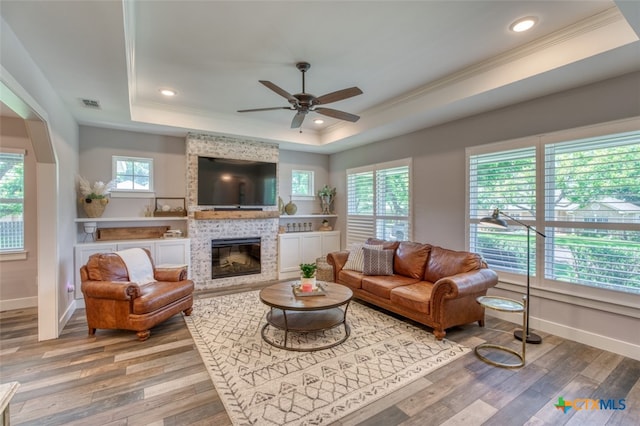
left=327, top=239, right=498, bottom=340
left=80, top=249, right=194, bottom=341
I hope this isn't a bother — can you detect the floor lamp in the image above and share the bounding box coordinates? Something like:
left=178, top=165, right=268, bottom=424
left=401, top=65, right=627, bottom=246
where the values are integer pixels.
left=480, top=208, right=546, bottom=344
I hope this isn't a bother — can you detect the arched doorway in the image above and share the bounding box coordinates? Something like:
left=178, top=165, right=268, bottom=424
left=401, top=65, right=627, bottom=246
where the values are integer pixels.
left=1, top=79, right=59, bottom=340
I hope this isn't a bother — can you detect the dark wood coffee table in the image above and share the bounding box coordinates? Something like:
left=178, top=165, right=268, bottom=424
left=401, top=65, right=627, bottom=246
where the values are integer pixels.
left=259, top=281, right=353, bottom=351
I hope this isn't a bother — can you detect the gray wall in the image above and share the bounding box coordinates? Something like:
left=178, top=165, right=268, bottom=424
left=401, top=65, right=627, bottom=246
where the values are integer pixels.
left=79, top=126, right=187, bottom=217
left=329, top=71, right=640, bottom=358
left=278, top=149, right=330, bottom=215
left=0, top=117, right=38, bottom=307
left=330, top=71, right=640, bottom=249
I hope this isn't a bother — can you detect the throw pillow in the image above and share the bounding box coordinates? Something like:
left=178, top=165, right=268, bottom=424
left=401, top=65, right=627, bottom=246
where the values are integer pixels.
left=343, top=243, right=383, bottom=272
left=363, top=247, right=394, bottom=276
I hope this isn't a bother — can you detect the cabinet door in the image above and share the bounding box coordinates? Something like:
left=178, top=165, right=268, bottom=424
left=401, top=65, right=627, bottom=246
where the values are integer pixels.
left=116, top=241, right=155, bottom=254
left=155, top=239, right=191, bottom=268
left=74, top=243, right=117, bottom=298
left=301, top=233, right=323, bottom=264
left=279, top=234, right=302, bottom=273
left=322, top=231, right=341, bottom=254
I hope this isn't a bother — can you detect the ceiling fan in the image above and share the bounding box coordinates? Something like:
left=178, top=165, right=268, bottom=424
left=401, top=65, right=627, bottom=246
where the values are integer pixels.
left=238, top=62, right=363, bottom=129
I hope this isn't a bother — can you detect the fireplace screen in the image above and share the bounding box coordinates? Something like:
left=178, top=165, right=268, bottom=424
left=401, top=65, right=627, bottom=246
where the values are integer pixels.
left=211, top=238, right=261, bottom=278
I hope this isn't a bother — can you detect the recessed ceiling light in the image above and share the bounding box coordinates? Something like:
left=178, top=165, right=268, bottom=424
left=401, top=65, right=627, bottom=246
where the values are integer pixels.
left=313, top=119, right=324, bottom=124
left=160, top=89, right=177, bottom=97
left=510, top=16, right=537, bottom=33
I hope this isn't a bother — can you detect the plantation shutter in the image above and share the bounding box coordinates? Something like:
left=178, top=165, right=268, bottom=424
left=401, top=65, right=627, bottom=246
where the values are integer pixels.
left=468, top=147, right=537, bottom=275
left=346, top=159, right=411, bottom=246
left=544, top=130, right=640, bottom=292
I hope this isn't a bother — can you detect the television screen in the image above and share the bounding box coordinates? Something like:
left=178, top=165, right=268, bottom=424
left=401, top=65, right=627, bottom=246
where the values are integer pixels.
left=197, top=157, right=277, bottom=206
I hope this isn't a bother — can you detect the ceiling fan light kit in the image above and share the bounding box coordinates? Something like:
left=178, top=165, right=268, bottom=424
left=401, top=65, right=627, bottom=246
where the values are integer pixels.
left=238, top=62, right=363, bottom=129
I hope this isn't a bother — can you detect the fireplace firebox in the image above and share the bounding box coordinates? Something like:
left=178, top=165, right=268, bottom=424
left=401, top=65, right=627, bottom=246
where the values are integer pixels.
left=211, top=238, right=261, bottom=279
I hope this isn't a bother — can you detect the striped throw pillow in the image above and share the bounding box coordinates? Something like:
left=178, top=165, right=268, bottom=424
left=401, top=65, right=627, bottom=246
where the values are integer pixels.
left=343, top=243, right=383, bottom=272
left=363, top=247, right=395, bottom=276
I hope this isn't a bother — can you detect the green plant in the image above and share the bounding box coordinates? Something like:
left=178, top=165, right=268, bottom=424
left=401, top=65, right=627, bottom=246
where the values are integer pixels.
left=299, top=263, right=317, bottom=278
left=317, top=185, right=336, bottom=198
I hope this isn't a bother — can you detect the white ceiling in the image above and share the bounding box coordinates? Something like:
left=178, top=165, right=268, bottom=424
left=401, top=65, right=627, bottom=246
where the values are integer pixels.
left=1, top=1, right=639, bottom=153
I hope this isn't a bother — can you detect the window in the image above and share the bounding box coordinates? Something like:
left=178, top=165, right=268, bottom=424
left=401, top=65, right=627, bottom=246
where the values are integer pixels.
left=0, top=149, right=25, bottom=252
left=346, top=158, right=411, bottom=246
left=468, top=125, right=640, bottom=295
left=291, top=170, right=314, bottom=199
left=469, top=147, right=537, bottom=276
left=112, top=156, right=153, bottom=193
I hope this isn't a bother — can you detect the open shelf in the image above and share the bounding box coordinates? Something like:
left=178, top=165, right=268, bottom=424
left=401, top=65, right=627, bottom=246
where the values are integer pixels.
left=75, top=217, right=188, bottom=223
left=279, top=214, right=337, bottom=219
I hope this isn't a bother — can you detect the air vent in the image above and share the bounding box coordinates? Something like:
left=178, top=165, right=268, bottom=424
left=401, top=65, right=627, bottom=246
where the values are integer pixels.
left=81, top=99, right=101, bottom=109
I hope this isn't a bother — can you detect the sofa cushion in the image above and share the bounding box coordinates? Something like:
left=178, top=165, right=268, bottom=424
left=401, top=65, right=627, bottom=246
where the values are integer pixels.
left=363, top=248, right=394, bottom=276
left=390, top=282, right=433, bottom=314
left=393, top=242, right=432, bottom=280
left=362, top=275, right=421, bottom=299
left=424, top=246, right=485, bottom=283
left=133, top=280, right=195, bottom=315
left=337, top=269, right=365, bottom=290
left=343, top=243, right=383, bottom=272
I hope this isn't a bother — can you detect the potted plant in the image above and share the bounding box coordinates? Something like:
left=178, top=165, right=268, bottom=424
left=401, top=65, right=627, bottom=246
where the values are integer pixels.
left=299, top=263, right=318, bottom=291
left=77, top=176, right=115, bottom=218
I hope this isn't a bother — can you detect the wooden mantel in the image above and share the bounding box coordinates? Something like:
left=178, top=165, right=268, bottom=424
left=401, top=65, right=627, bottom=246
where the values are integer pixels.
left=193, top=210, right=280, bottom=220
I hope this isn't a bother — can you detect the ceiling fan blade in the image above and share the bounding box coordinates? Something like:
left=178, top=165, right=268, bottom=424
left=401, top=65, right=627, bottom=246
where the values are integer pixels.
left=315, top=107, right=360, bottom=122
left=259, top=80, right=297, bottom=103
left=291, top=112, right=306, bottom=128
left=315, top=87, right=363, bottom=105
left=237, top=106, right=291, bottom=113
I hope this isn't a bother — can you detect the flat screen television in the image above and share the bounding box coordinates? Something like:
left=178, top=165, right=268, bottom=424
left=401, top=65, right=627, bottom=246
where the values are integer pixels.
left=197, top=156, right=277, bottom=207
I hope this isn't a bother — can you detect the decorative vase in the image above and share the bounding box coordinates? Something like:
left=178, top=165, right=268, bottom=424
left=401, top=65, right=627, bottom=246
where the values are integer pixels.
left=284, top=197, right=297, bottom=215
left=300, top=276, right=316, bottom=291
left=82, top=198, right=108, bottom=218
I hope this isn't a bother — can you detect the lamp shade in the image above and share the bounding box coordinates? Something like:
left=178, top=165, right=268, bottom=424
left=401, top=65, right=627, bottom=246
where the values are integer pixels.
left=480, top=208, right=508, bottom=229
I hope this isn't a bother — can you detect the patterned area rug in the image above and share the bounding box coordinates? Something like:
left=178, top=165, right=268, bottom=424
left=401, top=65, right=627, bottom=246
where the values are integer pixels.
left=185, top=290, right=469, bottom=425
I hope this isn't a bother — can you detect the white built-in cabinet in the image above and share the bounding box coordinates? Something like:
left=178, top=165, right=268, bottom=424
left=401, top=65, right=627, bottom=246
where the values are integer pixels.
left=73, top=217, right=190, bottom=300
left=278, top=230, right=340, bottom=279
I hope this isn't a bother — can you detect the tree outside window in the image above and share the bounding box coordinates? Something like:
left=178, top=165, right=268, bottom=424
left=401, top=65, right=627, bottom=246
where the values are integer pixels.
left=0, top=151, right=25, bottom=251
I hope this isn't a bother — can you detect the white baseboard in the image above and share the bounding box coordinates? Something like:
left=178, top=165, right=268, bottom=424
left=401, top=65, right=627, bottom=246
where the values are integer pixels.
left=0, top=296, right=37, bottom=311
left=59, top=298, right=77, bottom=332
left=486, top=310, right=640, bottom=361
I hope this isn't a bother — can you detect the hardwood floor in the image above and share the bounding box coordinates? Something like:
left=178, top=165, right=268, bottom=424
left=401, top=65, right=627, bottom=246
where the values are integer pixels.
left=1, top=289, right=638, bottom=426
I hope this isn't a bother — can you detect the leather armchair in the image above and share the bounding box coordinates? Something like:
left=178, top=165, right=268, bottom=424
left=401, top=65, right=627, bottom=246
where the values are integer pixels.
left=80, top=249, right=194, bottom=341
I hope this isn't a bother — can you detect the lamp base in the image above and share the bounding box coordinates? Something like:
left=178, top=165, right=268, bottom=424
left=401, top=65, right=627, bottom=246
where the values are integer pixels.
left=514, top=329, right=542, bottom=344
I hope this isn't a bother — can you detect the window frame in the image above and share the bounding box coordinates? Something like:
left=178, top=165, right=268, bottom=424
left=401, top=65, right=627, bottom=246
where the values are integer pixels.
left=291, top=169, right=315, bottom=200
left=466, top=117, right=640, bottom=311
left=111, top=155, right=154, bottom=198
left=0, top=148, right=25, bottom=257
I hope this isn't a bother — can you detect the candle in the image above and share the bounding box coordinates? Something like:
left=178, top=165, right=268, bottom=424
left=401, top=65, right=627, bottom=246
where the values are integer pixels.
left=301, top=282, right=313, bottom=292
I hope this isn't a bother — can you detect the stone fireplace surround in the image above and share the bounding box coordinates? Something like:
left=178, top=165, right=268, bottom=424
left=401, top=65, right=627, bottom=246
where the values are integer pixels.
left=187, top=133, right=279, bottom=291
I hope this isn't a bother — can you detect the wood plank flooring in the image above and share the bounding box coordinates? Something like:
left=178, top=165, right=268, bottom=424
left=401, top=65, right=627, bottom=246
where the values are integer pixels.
left=1, top=287, right=638, bottom=425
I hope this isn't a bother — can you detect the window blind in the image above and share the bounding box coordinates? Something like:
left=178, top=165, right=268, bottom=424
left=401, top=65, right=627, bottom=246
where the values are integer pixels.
left=469, top=147, right=537, bottom=275
left=346, top=159, right=411, bottom=246
left=544, top=130, right=640, bottom=293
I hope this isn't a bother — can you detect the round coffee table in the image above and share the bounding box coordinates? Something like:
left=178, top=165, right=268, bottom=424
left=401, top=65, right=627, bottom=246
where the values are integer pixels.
left=259, top=281, right=353, bottom=351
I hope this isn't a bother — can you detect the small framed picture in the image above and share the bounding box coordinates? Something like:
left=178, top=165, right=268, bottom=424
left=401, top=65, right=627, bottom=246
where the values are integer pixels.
left=154, top=197, right=186, bottom=217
